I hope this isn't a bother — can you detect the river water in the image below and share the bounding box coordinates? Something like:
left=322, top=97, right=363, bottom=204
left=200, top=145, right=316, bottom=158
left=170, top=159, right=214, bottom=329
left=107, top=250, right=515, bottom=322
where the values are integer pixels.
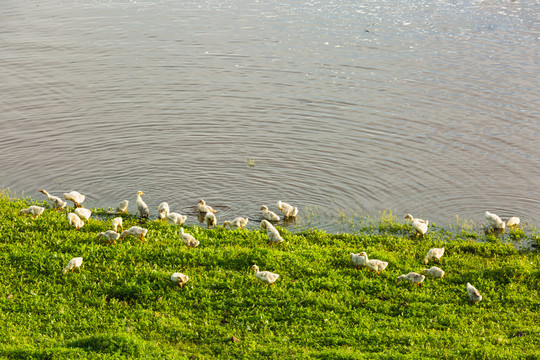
left=1, top=0, right=539, bottom=232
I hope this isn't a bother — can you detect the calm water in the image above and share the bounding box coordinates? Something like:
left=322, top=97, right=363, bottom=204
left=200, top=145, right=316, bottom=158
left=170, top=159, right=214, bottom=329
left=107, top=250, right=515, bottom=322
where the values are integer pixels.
left=1, top=0, right=539, bottom=231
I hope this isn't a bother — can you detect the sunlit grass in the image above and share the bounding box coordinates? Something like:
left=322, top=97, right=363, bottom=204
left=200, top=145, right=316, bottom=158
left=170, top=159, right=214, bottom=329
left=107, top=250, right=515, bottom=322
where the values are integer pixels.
left=0, top=192, right=539, bottom=359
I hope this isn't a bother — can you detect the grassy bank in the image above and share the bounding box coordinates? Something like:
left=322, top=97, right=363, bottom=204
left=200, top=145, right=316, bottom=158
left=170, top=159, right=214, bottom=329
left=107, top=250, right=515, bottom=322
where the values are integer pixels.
left=0, top=193, right=539, bottom=359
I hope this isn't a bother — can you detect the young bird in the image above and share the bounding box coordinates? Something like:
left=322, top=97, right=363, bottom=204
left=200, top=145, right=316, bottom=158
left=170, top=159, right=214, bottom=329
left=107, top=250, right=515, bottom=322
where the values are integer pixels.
left=350, top=253, right=366, bottom=270
left=424, top=248, right=445, bottom=265
left=157, top=202, right=169, bottom=219
left=261, top=220, right=283, bottom=245
left=250, top=265, right=279, bottom=285
left=205, top=212, right=217, bottom=229
left=179, top=228, right=199, bottom=248
left=74, top=207, right=91, bottom=224
left=136, top=191, right=149, bottom=219
left=63, top=257, right=83, bottom=274
left=197, top=199, right=218, bottom=214
left=422, top=266, right=445, bottom=279
left=223, top=217, right=249, bottom=229
left=68, top=213, right=84, bottom=230
left=171, top=273, right=189, bottom=287
left=277, top=200, right=298, bottom=218
left=404, top=214, right=429, bottom=237
left=19, top=206, right=45, bottom=219
left=260, top=205, right=280, bottom=221
left=397, top=272, right=425, bottom=286
left=167, top=212, right=187, bottom=226
left=107, top=200, right=129, bottom=214
left=485, top=211, right=505, bottom=230
left=467, top=282, right=482, bottom=303
left=39, top=189, right=66, bottom=210
left=97, top=230, right=120, bottom=245
left=359, top=252, right=388, bottom=274
left=63, top=191, right=85, bottom=208
left=121, top=226, right=148, bottom=241
left=112, top=217, right=123, bottom=232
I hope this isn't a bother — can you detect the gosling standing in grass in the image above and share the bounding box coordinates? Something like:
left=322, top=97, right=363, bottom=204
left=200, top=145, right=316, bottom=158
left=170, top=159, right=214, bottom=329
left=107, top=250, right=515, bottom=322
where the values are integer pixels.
left=136, top=191, right=149, bottom=219
left=260, top=205, right=280, bottom=222
left=424, top=248, right=445, bottom=265
left=107, top=200, right=129, bottom=214
left=63, top=257, right=83, bottom=274
left=422, top=266, right=445, bottom=280
left=97, top=230, right=120, bottom=245
left=68, top=213, right=84, bottom=230
left=397, top=272, right=425, bottom=286
left=167, top=212, right=187, bottom=226
left=261, top=220, right=283, bottom=245
left=63, top=191, right=85, bottom=208
left=404, top=214, right=429, bottom=237
left=112, top=217, right=123, bottom=232
left=179, top=228, right=199, bottom=248
left=19, top=206, right=45, bottom=219
left=350, top=253, right=366, bottom=270
left=39, top=189, right=66, bottom=210
left=121, top=226, right=148, bottom=242
left=467, top=282, right=482, bottom=303
left=359, top=252, right=388, bottom=274
left=74, top=207, right=91, bottom=224
left=171, top=273, right=189, bottom=288
left=277, top=200, right=298, bottom=218
left=250, top=265, right=279, bottom=285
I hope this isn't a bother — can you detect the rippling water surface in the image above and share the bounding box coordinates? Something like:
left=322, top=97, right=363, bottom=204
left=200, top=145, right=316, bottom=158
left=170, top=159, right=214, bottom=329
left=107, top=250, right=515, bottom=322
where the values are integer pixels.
left=1, top=0, right=539, bottom=231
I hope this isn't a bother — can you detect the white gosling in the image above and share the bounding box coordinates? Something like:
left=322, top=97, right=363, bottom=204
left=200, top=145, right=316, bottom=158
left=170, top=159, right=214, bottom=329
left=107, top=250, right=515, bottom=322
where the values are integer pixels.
left=137, top=191, right=149, bottom=219
left=107, top=200, right=129, bottom=214
left=19, top=206, right=45, bottom=219
left=397, top=272, right=425, bottom=286
left=350, top=253, right=366, bottom=270
left=39, top=189, right=66, bottom=210
left=112, top=217, right=123, bottom=232
left=74, top=207, right=92, bottom=224
left=205, top=212, right=217, bottom=229
left=359, top=252, right=388, bottom=274
left=68, top=213, right=84, bottom=230
left=467, top=282, right=482, bottom=303
left=121, top=226, right=148, bottom=242
left=485, top=211, right=505, bottom=230
left=197, top=199, right=218, bottom=214
left=157, top=202, right=170, bottom=220
left=424, top=248, right=445, bottom=265
left=506, top=216, right=520, bottom=227
left=63, top=257, right=83, bottom=274
left=167, top=212, right=187, bottom=226
left=179, top=228, right=200, bottom=248
left=404, top=214, right=429, bottom=237
left=63, top=191, right=85, bottom=208
left=171, top=272, right=189, bottom=287
left=97, top=230, right=120, bottom=245
left=422, top=266, right=445, bottom=279
left=277, top=200, right=298, bottom=218
left=260, top=220, right=283, bottom=245
left=223, top=217, right=249, bottom=229
left=260, top=205, right=280, bottom=221
left=250, top=265, right=279, bottom=285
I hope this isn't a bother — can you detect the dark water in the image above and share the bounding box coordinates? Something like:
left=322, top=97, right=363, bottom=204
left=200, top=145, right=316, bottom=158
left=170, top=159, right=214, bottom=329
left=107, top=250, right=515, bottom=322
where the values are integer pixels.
left=1, top=0, right=539, bottom=231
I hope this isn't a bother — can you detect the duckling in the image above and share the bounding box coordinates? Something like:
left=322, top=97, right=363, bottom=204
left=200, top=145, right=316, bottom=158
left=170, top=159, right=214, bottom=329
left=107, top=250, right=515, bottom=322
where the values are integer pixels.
left=63, top=191, right=85, bottom=208
left=397, top=272, right=425, bottom=286
left=179, top=228, right=199, bottom=248
left=205, top=212, right=217, bottom=229
left=485, top=211, right=505, bottom=230
left=197, top=199, right=218, bottom=214
left=359, top=252, right=388, bottom=274
left=167, top=212, right=187, bottom=226
left=107, top=200, right=129, bottom=214
left=422, top=266, right=445, bottom=279
left=97, top=230, right=120, bottom=245
left=350, top=253, right=366, bottom=270
left=261, top=220, right=283, bottom=245
left=467, top=282, right=482, bottom=303
left=39, top=190, right=66, bottom=210
left=63, top=257, right=83, bottom=274
left=404, top=214, right=429, bottom=237
left=121, top=226, right=148, bottom=242
left=260, top=205, right=280, bottom=221
left=137, top=191, right=149, bottom=219
left=171, top=272, right=189, bottom=287
left=250, top=265, right=279, bottom=285
left=506, top=216, right=520, bottom=227
left=424, top=248, right=445, bottom=265
left=112, top=217, right=123, bottom=232
left=157, top=202, right=169, bottom=220
left=223, top=217, right=249, bottom=229
left=19, top=206, right=45, bottom=219
left=277, top=200, right=298, bottom=218
left=74, top=207, right=91, bottom=224
left=67, top=213, right=84, bottom=230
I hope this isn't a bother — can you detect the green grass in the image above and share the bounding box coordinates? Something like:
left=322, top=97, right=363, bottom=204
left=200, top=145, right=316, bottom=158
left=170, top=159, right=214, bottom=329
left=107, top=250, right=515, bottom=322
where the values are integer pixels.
left=1, top=192, right=539, bottom=359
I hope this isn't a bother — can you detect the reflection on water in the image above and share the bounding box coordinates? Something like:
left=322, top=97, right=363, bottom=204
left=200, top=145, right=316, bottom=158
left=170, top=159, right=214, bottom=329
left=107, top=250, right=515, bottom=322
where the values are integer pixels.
left=0, top=0, right=538, bottom=232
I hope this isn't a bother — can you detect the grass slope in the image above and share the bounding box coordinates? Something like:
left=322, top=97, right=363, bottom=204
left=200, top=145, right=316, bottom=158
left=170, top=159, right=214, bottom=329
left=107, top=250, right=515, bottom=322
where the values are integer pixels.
left=0, top=194, right=539, bottom=359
